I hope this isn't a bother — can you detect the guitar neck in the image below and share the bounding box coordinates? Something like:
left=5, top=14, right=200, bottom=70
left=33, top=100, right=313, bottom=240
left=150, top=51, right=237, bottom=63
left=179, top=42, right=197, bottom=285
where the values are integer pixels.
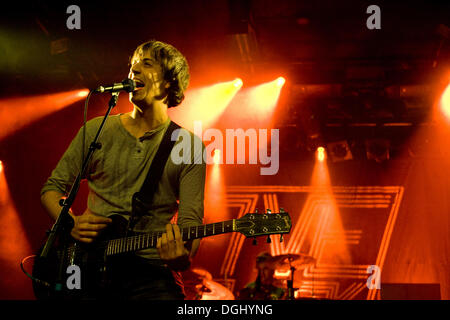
left=106, top=219, right=235, bottom=256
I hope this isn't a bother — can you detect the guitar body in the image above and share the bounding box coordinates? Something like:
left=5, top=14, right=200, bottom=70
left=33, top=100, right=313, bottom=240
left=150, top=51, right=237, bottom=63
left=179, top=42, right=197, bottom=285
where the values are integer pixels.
left=32, top=214, right=129, bottom=300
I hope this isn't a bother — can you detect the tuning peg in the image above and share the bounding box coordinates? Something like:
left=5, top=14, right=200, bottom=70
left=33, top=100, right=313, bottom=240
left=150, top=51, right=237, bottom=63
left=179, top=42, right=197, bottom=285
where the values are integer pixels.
left=252, top=238, right=257, bottom=245
left=255, top=208, right=259, bottom=214
left=266, top=235, right=271, bottom=243
left=280, top=208, right=285, bottom=213
left=266, top=208, right=272, bottom=214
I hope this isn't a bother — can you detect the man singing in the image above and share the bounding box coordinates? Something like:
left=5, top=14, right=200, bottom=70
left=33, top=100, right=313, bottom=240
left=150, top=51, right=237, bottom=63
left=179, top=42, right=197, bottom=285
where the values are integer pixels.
left=40, top=40, right=206, bottom=299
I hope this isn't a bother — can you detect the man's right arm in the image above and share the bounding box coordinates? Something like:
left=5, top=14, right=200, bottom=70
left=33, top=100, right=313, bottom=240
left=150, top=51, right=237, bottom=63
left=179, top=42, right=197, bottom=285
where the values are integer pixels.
left=40, top=190, right=111, bottom=243
left=41, top=119, right=112, bottom=243
left=40, top=190, right=70, bottom=221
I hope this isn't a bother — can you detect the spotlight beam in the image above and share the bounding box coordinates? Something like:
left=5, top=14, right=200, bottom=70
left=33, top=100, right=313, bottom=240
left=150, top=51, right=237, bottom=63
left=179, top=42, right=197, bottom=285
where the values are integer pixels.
left=0, top=89, right=89, bottom=141
left=221, top=77, right=286, bottom=127
left=169, top=80, right=243, bottom=131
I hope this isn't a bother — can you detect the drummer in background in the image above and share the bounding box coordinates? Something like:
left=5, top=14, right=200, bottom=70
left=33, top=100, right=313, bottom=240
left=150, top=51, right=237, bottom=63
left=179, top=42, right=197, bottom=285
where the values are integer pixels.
left=238, top=252, right=285, bottom=300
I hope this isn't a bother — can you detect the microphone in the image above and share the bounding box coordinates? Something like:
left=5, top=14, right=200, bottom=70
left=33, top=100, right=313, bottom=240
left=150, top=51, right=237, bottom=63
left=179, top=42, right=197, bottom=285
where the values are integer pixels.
left=94, top=78, right=136, bottom=93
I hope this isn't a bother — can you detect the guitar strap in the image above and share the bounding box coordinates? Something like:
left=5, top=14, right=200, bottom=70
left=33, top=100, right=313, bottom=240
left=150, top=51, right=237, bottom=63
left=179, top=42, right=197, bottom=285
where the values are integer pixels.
left=128, top=120, right=181, bottom=232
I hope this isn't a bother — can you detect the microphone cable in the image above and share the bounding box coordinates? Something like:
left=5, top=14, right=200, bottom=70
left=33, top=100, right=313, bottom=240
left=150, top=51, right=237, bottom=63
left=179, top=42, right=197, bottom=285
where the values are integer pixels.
left=20, top=255, right=51, bottom=288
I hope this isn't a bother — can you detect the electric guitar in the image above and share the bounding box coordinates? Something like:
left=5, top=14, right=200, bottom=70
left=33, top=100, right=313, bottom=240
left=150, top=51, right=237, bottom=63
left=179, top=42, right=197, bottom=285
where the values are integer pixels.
left=32, top=210, right=292, bottom=299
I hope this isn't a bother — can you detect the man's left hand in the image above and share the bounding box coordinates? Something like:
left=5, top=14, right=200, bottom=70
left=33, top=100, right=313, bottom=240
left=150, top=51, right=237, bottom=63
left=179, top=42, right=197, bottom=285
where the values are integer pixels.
left=157, top=224, right=191, bottom=271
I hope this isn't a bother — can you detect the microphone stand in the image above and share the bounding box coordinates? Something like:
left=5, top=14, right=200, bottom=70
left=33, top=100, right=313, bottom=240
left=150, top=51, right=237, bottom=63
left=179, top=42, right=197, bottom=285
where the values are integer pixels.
left=286, top=257, right=297, bottom=300
left=39, top=91, right=120, bottom=296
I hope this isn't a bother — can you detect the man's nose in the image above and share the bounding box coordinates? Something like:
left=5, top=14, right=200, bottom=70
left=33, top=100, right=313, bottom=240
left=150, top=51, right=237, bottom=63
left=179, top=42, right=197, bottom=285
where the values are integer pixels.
left=130, top=63, right=141, bottom=76
left=130, top=69, right=140, bottom=77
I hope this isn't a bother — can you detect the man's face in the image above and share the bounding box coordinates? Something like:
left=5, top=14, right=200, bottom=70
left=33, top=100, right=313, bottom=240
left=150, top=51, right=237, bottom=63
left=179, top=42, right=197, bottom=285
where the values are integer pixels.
left=128, top=49, right=168, bottom=107
left=259, top=263, right=275, bottom=286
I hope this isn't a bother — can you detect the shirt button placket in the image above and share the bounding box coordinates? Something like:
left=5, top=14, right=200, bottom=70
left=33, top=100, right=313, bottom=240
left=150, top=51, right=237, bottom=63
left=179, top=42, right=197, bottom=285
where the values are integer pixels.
left=135, top=139, right=144, bottom=158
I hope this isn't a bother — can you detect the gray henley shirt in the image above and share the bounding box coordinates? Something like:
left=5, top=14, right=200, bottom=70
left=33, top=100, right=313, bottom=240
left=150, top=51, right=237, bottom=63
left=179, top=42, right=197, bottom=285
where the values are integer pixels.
left=41, top=114, right=206, bottom=259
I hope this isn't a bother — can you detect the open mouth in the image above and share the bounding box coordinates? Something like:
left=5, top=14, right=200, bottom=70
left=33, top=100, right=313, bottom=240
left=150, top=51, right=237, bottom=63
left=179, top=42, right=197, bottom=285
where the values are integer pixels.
left=134, top=80, right=145, bottom=91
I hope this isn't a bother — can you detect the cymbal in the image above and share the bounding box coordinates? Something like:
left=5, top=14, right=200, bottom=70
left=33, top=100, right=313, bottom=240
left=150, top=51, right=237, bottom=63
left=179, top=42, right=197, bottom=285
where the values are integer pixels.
left=272, top=253, right=316, bottom=268
left=182, top=268, right=213, bottom=300
left=182, top=267, right=213, bottom=283
left=182, top=268, right=234, bottom=300
left=191, top=268, right=213, bottom=280
left=201, top=279, right=235, bottom=300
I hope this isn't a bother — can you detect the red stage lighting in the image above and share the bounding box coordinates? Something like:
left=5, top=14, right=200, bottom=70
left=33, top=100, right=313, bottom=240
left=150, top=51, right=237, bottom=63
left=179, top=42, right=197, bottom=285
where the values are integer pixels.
left=224, top=77, right=286, bottom=127
left=204, top=159, right=229, bottom=227
left=249, top=77, right=285, bottom=112
left=317, top=146, right=326, bottom=162
left=0, top=89, right=89, bottom=140
left=276, top=77, right=286, bottom=87
left=440, top=82, right=450, bottom=120
left=77, top=89, right=89, bottom=98
left=233, top=78, right=243, bottom=88
left=213, top=149, right=221, bottom=165
left=168, top=80, right=242, bottom=131
left=0, top=160, right=32, bottom=299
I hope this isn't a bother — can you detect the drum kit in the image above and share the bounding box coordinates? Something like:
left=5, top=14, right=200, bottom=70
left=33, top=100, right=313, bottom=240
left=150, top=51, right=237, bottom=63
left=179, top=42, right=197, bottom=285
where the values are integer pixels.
left=182, top=253, right=316, bottom=300
left=270, top=253, right=316, bottom=300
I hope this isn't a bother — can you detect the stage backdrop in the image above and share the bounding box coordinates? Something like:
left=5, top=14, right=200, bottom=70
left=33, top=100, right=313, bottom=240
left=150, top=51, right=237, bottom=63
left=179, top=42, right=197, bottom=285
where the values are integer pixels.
left=191, top=159, right=450, bottom=300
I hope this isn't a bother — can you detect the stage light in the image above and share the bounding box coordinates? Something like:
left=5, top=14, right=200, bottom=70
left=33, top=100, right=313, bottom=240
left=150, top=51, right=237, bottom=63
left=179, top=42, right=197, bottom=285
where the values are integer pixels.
left=280, top=143, right=351, bottom=270
left=213, top=76, right=287, bottom=129
left=168, top=79, right=242, bottom=131
left=245, top=77, right=286, bottom=117
left=366, top=139, right=390, bottom=162
left=233, top=78, right=243, bottom=88
left=77, top=89, right=89, bottom=98
left=213, top=149, right=221, bottom=165
left=317, top=146, right=326, bottom=162
left=0, top=89, right=89, bottom=140
left=440, top=82, right=450, bottom=120
left=204, top=153, right=229, bottom=226
left=0, top=159, right=32, bottom=299
left=0, top=160, right=2, bottom=173
left=276, top=77, right=286, bottom=87
left=327, top=140, right=353, bottom=162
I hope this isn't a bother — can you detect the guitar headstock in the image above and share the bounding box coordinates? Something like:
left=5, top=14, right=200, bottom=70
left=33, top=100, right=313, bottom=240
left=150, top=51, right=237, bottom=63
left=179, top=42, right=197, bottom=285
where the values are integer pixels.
left=235, top=209, right=292, bottom=238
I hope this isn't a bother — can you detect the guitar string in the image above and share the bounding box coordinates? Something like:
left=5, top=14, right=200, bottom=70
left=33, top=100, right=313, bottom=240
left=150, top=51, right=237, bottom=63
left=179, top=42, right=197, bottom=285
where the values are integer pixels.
left=106, top=221, right=236, bottom=254
left=66, top=215, right=288, bottom=266
left=105, top=216, right=285, bottom=255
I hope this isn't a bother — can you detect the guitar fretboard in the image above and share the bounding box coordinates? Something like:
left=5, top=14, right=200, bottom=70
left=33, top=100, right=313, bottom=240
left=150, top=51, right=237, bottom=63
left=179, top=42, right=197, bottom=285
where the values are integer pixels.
left=106, top=220, right=235, bottom=256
